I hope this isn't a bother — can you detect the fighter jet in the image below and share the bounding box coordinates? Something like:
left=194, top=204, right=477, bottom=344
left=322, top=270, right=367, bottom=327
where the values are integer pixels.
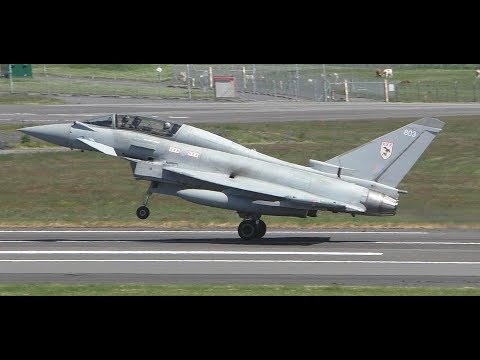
left=19, top=115, right=444, bottom=240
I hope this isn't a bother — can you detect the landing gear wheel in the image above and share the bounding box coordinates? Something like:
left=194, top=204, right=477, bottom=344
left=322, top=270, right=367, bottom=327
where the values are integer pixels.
left=256, top=220, right=267, bottom=239
left=238, top=220, right=257, bottom=240
left=136, top=206, right=150, bottom=219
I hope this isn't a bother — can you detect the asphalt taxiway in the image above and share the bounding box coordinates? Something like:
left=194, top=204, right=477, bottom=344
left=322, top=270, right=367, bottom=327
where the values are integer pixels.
left=1, top=229, right=479, bottom=286
left=2, top=101, right=480, bottom=124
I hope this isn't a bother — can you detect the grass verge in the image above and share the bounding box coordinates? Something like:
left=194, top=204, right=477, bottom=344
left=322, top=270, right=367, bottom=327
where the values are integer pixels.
left=1, top=284, right=479, bottom=296
left=0, top=93, right=64, bottom=105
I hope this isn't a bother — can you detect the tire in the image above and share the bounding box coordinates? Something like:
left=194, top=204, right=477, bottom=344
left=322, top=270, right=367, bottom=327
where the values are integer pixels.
left=136, top=206, right=150, bottom=219
left=256, top=220, right=267, bottom=238
left=238, top=220, right=257, bottom=240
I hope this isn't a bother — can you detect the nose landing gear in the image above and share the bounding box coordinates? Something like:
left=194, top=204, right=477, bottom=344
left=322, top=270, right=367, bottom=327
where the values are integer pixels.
left=136, top=206, right=150, bottom=219
left=136, top=186, right=152, bottom=220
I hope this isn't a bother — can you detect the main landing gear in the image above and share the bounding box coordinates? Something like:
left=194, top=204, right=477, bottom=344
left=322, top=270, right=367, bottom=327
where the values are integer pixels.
left=134, top=184, right=268, bottom=241
left=136, top=186, right=152, bottom=220
left=237, top=215, right=267, bottom=240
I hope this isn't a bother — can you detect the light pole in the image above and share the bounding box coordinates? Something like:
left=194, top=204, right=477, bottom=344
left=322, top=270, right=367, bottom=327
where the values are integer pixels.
left=9, top=64, right=14, bottom=93
left=295, top=64, right=299, bottom=100
left=322, top=64, right=327, bottom=102
left=252, top=64, right=257, bottom=93
left=186, top=64, right=192, bottom=100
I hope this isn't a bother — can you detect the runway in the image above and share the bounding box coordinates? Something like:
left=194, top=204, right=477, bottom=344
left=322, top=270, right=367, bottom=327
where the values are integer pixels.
left=1, top=229, right=479, bottom=286
left=3, top=101, right=480, bottom=124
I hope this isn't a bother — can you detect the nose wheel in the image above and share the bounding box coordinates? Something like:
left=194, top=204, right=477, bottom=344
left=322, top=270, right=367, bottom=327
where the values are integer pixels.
left=136, top=206, right=150, bottom=219
left=137, top=185, right=153, bottom=220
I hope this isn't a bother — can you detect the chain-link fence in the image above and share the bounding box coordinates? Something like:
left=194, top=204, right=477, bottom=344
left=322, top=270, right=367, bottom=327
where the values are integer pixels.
left=173, top=64, right=480, bottom=102
left=1, top=64, right=480, bottom=102
left=0, top=64, right=215, bottom=100
left=393, top=81, right=480, bottom=102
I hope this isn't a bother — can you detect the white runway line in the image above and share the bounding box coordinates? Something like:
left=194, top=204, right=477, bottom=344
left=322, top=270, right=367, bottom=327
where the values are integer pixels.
left=1, top=260, right=480, bottom=264
left=374, top=241, right=480, bottom=245
left=45, top=114, right=104, bottom=117
left=0, top=230, right=428, bottom=235
left=0, top=251, right=382, bottom=256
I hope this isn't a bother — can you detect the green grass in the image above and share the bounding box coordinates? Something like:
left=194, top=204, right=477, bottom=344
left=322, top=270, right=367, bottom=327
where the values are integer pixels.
left=0, top=116, right=478, bottom=228
left=0, top=124, right=58, bottom=149
left=0, top=93, right=64, bottom=104
left=32, top=64, right=173, bottom=82
left=0, top=78, right=213, bottom=99
left=12, top=139, right=58, bottom=148
left=323, top=66, right=479, bottom=83
left=0, top=284, right=479, bottom=295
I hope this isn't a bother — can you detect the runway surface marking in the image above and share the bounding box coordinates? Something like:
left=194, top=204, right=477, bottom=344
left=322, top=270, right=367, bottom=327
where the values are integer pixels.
left=374, top=241, right=480, bottom=245
left=1, top=260, right=480, bottom=264
left=0, top=251, right=382, bottom=256
left=0, top=230, right=428, bottom=234
left=46, top=114, right=102, bottom=117
left=1, top=241, right=479, bottom=245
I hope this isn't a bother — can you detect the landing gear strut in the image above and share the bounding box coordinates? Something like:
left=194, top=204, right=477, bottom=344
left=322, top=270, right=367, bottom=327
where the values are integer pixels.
left=136, top=185, right=153, bottom=220
left=237, top=214, right=267, bottom=240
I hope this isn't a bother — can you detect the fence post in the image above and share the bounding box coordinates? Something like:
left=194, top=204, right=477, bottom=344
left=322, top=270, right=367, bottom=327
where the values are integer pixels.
left=454, top=81, right=458, bottom=102
left=186, top=64, right=192, bottom=101
left=9, top=64, right=14, bottom=93
left=384, top=79, right=389, bottom=102
left=242, top=67, right=246, bottom=89
left=273, top=80, right=277, bottom=97
left=209, top=66, right=213, bottom=89
left=252, top=64, right=257, bottom=93
left=344, top=80, right=349, bottom=102
left=474, top=83, right=477, bottom=102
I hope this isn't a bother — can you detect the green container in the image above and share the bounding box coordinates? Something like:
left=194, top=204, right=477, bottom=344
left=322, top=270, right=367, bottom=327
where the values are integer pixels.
left=10, top=64, right=33, bottom=78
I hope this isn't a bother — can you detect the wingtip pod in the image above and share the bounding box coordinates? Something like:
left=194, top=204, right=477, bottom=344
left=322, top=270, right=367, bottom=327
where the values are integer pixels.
left=413, top=117, right=445, bottom=131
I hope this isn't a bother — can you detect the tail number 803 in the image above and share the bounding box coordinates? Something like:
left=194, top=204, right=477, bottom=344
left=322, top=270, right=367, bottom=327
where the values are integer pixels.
left=404, top=129, right=417, bottom=137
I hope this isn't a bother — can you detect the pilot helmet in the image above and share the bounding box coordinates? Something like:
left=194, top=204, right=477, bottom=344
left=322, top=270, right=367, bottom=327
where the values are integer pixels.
left=164, top=122, right=172, bottom=129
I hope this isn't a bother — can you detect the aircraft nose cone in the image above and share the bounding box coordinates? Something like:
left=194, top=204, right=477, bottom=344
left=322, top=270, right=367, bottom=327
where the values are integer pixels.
left=19, top=124, right=70, bottom=147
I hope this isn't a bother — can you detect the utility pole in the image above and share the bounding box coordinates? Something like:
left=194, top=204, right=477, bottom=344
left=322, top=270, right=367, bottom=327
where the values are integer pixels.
left=295, top=64, right=299, bottom=100
left=186, top=64, right=192, bottom=100
left=322, top=64, right=327, bottom=102
left=252, top=64, right=257, bottom=93
left=9, top=64, right=14, bottom=93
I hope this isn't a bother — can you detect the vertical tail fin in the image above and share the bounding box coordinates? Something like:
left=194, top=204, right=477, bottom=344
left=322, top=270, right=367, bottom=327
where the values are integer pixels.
left=326, top=118, right=445, bottom=187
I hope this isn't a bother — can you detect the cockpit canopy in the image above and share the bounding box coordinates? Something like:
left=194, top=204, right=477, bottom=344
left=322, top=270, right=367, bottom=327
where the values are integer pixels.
left=84, top=114, right=182, bottom=138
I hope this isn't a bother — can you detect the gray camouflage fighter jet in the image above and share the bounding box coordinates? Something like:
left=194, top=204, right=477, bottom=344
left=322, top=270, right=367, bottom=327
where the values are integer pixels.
left=20, top=115, right=444, bottom=240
